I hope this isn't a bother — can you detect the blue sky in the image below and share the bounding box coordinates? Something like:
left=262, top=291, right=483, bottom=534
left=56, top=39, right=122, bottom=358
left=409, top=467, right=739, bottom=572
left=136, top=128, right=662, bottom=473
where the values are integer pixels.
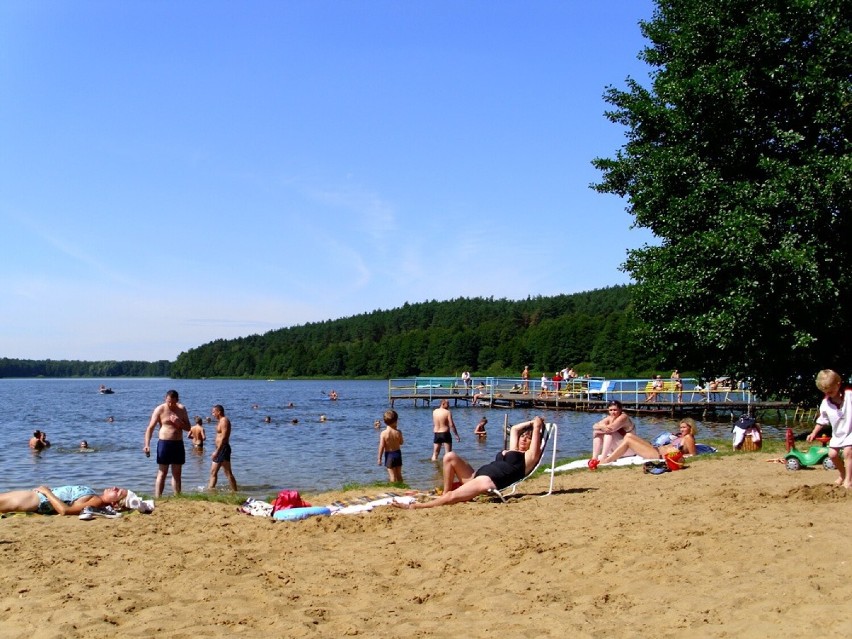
left=0, top=1, right=657, bottom=362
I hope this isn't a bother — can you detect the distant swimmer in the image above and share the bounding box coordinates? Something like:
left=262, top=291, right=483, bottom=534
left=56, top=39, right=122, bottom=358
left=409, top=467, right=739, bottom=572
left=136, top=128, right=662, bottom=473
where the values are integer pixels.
left=291, top=418, right=299, bottom=425
left=328, top=390, right=338, bottom=401
left=474, top=417, right=488, bottom=439
left=106, top=416, right=115, bottom=423
left=29, top=430, right=50, bottom=450
left=264, top=415, right=272, bottom=424
left=319, top=414, right=327, bottom=422
left=79, top=440, right=94, bottom=452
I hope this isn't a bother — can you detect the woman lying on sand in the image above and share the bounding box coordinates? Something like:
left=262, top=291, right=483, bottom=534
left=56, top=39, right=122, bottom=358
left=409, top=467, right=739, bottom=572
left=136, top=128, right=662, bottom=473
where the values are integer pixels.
left=396, top=417, right=545, bottom=509
left=600, top=417, right=697, bottom=465
left=0, top=485, right=128, bottom=515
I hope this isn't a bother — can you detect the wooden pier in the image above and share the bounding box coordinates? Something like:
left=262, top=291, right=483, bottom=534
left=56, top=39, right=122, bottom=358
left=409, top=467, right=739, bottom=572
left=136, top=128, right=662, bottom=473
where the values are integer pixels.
left=387, top=377, right=797, bottom=421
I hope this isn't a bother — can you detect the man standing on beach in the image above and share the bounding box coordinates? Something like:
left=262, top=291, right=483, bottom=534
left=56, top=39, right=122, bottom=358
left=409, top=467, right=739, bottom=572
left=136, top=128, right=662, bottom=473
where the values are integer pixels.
left=143, top=390, right=191, bottom=497
left=431, top=398, right=460, bottom=461
left=209, top=404, right=238, bottom=491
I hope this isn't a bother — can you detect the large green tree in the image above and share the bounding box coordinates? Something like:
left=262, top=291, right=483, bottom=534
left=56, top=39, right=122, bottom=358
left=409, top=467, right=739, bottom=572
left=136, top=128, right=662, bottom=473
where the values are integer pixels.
left=593, top=0, right=851, bottom=401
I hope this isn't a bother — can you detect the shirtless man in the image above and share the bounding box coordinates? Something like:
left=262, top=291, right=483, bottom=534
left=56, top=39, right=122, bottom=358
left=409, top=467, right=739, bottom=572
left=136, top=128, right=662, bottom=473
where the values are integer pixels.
left=189, top=417, right=206, bottom=451
left=431, top=399, right=460, bottom=461
left=209, top=404, right=238, bottom=491
left=143, top=390, right=191, bottom=497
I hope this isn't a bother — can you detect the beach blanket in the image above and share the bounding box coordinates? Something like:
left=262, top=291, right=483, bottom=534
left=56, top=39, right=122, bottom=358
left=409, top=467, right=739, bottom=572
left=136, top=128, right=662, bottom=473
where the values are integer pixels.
left=237, top=492, right=421, bottom=519
left=549, top=455, right=649, bottom=473
left=549, top=445, right=718, bottom=474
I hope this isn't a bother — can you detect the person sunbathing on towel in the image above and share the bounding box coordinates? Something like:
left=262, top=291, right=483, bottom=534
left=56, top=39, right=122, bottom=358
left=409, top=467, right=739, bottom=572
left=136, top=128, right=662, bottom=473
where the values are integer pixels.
left=395, top=417, right=546, bottom=509
left=0, top=485, right=128, bottom=515
left=600, top=418, right=698, bottom=464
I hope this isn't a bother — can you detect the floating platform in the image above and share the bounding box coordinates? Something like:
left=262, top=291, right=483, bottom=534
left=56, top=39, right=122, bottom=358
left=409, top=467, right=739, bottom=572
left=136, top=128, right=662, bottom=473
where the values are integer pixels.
left=388, top=376, right=795, bottom=420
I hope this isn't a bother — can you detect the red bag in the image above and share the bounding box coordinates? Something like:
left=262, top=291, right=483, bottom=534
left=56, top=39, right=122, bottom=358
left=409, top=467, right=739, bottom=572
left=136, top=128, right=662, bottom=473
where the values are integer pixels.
left=271, top=490, right=311, bottom=513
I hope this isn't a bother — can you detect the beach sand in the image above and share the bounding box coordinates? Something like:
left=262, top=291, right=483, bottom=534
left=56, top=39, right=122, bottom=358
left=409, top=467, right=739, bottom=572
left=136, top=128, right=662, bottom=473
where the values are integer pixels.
left=2, top=453, right=850, bottom=638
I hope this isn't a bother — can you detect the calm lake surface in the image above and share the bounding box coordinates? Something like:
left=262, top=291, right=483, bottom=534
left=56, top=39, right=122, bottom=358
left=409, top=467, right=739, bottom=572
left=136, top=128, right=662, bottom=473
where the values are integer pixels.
left=1, top=378, right=777, bottom=497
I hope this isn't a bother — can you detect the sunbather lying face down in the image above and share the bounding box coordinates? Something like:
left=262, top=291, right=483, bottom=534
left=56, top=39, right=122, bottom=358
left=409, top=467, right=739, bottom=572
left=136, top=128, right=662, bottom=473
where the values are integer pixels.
left=395, top=417, right=546, bottom=510
left=600, top=418, right=698, bottom=464
left=0, top=485, right=128, bottom=515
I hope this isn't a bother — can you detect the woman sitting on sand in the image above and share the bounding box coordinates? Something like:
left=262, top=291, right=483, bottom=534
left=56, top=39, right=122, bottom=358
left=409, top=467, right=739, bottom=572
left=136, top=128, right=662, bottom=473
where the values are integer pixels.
left=396, top=417, right=546, bottom=509
left=591, top=400, right=636, bottom=462
left=0, top=485, right=128, bottom=515
left=599, top=417, right=698, bottom=465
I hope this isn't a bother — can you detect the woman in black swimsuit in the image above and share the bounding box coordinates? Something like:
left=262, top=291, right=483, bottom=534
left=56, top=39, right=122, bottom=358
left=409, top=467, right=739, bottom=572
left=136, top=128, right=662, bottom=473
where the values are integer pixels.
left=397, top=417, right=546, bottom=509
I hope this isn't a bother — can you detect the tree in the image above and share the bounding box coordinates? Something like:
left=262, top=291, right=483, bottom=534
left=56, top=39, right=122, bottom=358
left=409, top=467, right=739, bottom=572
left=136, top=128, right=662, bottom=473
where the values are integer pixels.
left=592, top=0, right=851, bottom=401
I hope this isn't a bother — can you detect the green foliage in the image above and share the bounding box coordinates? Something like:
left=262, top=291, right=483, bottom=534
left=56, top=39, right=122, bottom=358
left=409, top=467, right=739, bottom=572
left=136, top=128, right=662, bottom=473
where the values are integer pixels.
left=171, top=287, right=650, bottom=379
left=593, top=0, right=851, bottom=401
left=0, top=358, right=171, bottom=378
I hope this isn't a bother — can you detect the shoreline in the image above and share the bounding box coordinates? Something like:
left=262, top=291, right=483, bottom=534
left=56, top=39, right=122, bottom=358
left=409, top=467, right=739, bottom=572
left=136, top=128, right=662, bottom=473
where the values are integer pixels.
left=2, top=453, right=849, bottom=638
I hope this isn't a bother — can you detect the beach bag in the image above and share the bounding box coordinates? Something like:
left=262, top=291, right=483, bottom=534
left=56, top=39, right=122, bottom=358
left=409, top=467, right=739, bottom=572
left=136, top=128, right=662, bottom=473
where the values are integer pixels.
left=664, top=450, right=685, bottom=471
left=272, top=490, right=311, bottom=514
left=652, top=432, right=675, bottom=447
left=732, top=415, right=762, bottom=451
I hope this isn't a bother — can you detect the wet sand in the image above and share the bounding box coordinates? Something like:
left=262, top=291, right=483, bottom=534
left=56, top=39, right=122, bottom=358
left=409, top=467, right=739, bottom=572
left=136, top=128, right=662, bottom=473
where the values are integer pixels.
left=1, top=453, right=850, bottom=638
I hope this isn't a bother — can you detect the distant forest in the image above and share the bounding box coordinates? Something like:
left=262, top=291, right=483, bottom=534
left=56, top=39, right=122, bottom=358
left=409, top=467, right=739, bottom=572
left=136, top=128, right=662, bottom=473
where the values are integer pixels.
left=170, top=286, right=660, bottom=379
left=1, top=286, right=663, bottom=380
left=0, top=359, right=172, bottom=378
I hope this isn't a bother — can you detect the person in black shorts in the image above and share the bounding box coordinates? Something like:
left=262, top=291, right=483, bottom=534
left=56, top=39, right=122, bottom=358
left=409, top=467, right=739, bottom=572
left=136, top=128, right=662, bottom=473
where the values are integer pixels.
left=143, top=390, right=191, bottom=497
left=209, top=404, right=238, bottom=491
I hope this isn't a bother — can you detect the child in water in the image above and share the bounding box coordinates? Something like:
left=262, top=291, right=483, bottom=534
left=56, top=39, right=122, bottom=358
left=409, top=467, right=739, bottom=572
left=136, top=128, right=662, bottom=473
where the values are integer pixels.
left=377, top=409, right=404, bottom=483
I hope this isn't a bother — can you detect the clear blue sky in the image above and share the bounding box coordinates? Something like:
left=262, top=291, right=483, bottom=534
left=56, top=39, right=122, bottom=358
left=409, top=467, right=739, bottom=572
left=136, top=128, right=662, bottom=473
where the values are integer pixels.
left=0, top=1, right=657, bottom=362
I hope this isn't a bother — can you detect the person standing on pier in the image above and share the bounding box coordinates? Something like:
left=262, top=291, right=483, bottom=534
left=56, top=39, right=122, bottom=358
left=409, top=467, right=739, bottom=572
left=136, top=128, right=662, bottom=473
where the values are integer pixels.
left=432, top=399, right=460, bottom=461
left=522, top=365, right=530, bottom=392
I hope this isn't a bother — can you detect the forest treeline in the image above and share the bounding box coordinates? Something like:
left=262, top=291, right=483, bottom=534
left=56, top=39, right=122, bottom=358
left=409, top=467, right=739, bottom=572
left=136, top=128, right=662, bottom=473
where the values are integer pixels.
left=1, top=287, right=662, bottom=380
left=0, top=358, right=172, bottom=378
left=170, top=286, right=660, bottom=379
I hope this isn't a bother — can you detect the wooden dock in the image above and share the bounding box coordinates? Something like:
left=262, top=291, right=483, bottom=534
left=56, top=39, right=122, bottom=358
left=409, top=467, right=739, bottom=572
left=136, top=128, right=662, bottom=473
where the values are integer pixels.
left=387, top=377, right=797, bottom=421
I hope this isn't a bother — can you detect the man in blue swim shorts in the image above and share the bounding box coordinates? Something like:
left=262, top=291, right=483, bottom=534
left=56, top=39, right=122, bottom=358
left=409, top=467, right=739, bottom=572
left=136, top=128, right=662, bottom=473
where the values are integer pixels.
left=143, top=390, right=191, bottom=497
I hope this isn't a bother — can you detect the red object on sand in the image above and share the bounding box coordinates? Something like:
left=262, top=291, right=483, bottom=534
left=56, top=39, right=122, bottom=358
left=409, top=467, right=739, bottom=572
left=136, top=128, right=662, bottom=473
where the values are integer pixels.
left=588, top=459, right=599, bottom=471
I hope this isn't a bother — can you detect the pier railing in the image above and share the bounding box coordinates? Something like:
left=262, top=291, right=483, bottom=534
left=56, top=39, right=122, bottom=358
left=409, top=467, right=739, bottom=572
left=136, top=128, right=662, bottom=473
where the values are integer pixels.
left=389, top=376, right=758, bottom=409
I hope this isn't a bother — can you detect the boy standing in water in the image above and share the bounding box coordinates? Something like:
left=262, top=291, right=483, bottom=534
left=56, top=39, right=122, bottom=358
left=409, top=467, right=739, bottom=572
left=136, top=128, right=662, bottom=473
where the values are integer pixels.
left=378, top=409, right=404, bottom=483
left=807, top=369, right=852, bottom=489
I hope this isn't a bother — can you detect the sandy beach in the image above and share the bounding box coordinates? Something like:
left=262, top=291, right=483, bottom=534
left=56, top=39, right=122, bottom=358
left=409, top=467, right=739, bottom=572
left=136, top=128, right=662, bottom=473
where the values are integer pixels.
left=2, top=452, right=850, bottom=638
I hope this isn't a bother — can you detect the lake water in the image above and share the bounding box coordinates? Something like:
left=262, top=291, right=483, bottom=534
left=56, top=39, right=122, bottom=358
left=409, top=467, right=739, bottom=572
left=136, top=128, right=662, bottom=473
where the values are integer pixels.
left=1, top=378, right=777, bottom=497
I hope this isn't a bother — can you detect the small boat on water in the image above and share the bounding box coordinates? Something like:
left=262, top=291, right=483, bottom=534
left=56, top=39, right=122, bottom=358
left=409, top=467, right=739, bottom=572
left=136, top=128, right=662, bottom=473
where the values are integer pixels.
left=99, top=385, right=114, bottom=395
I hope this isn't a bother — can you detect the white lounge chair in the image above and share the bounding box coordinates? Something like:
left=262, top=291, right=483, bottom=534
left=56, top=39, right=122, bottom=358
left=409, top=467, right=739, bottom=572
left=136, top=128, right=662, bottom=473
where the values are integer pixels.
left=488, top=422, right=558, bottom=503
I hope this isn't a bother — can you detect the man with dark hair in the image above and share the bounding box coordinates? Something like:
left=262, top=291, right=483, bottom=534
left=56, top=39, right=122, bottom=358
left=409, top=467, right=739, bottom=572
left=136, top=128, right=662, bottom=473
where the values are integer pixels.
left=143, top=390, right=191, bottom=497
left=209, top=404, right=238, bottom=491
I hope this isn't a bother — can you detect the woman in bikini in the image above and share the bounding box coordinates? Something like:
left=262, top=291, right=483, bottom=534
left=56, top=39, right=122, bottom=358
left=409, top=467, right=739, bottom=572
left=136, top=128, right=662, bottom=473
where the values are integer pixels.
left=396, top=416, right=546, bottom=509
left=591, top=400, right=636, bottom=462
left=600, top=417, right=698, bottom=464
left=0, top=485, right=128, bottom=515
